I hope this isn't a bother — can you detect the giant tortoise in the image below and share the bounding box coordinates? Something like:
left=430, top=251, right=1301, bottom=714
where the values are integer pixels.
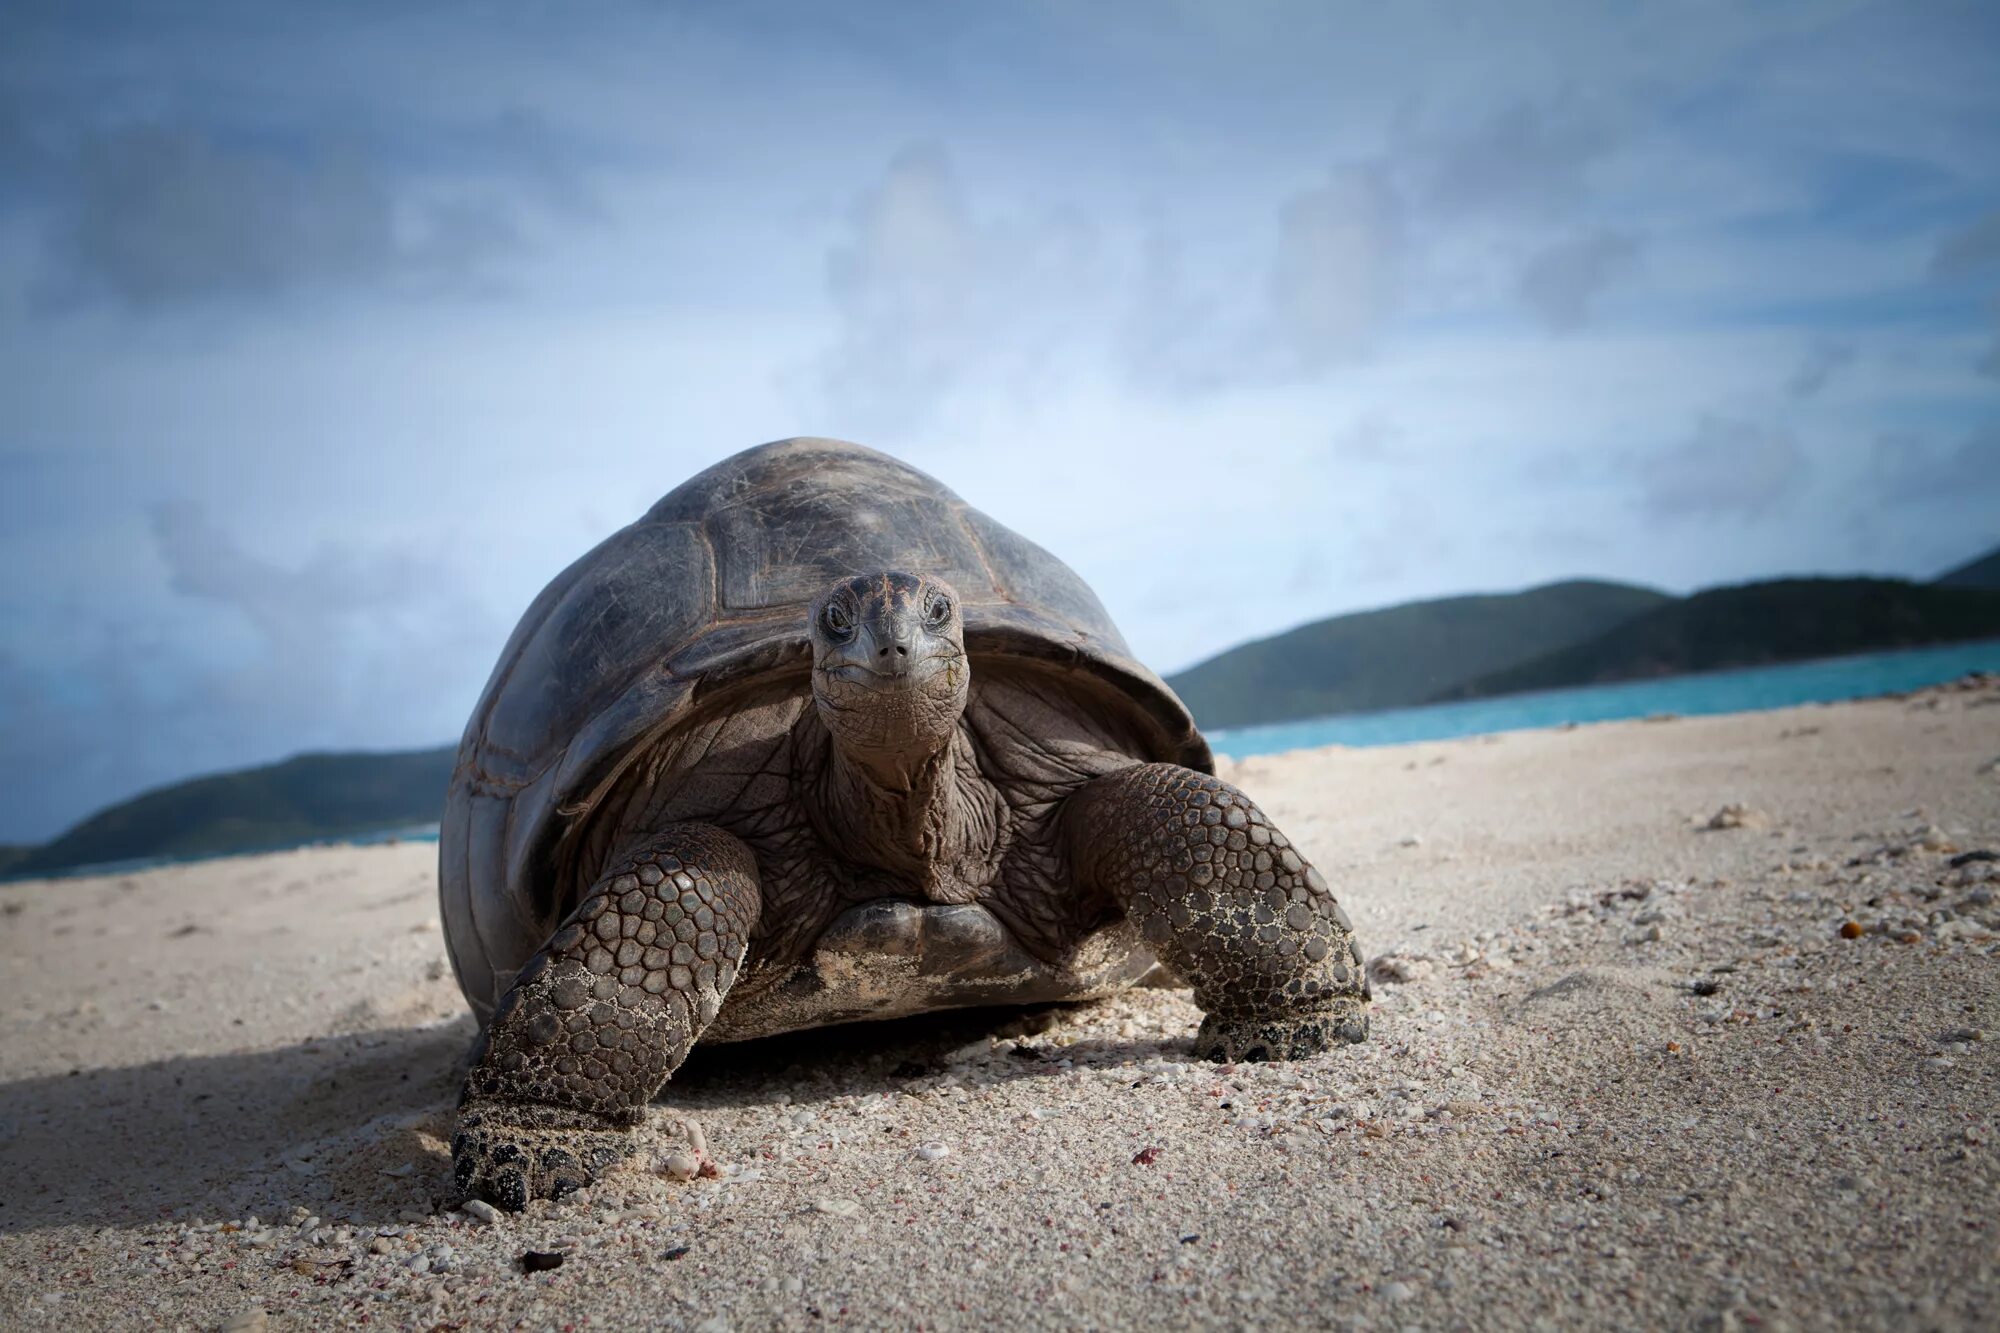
left=441, top=437, right=1369, bottom=1208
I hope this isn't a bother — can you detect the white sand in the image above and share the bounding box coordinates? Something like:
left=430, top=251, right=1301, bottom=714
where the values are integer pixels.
left=2, top=682, right=1997, bottom=1331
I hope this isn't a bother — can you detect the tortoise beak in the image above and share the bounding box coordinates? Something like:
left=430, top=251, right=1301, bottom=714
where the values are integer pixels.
left=820, top=640, right=954, bottom=688
left=858, top=618, right=916, bottom=678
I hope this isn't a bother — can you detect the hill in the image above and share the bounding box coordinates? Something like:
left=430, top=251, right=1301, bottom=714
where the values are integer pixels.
left=1441, top=577, right=2000, bottom=700
left=1165, top=580, right=1672, bottom=729
left=6, top=747, right=456, bottom=880
left=1935, top=542, right=2000, bottom=589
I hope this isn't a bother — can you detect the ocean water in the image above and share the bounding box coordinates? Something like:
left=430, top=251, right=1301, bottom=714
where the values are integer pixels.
left=1206, top=638, right=2000, bottom=759
left=11, top=822, right=445, bottom=885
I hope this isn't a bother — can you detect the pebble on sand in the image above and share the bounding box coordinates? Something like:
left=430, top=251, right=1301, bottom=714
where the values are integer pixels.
left=1368, top=953, right=1435, bottom=985
left=461, top=1199, right=502, bottom=1225
left=1705, top=804, right=1771, bottom=831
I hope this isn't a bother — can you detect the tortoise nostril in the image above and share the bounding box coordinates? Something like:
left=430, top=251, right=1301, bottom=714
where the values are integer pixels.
left=896, top=646, right=909, bottom=657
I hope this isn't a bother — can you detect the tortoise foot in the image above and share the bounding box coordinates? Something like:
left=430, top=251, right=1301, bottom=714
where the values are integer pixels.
left=1195, top=1000, right=1369, bottom=1063
left=451, top=1101, right=639, bottom=1211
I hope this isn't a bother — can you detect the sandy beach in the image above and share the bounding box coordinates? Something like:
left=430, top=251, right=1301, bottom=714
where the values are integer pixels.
left=2, top=681, right=1997, bottom=1332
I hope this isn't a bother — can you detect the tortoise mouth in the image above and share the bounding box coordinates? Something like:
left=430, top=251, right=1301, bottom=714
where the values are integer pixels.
left=811, top=648, right=969, bottom=760
left=819, top=653, right=958, bottom=688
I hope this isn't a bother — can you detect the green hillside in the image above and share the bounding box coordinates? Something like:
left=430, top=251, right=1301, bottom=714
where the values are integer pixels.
left=1441, top=578, right=2000, bottom=700
left=1935, top=542, right=2000, bottom=589
left=1165, top=580, right=1672, bottom=729
left=7, top=747, right=456, bottom=880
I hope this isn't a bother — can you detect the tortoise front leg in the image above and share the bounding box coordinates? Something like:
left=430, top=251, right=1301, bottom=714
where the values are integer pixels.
left=1066, top=763, right=1369, bottom=1061
left=452, top=823, right=760, bottom=1210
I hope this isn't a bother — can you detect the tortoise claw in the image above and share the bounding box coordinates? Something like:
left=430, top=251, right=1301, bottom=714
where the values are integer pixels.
left=450, top=1100, right=639, bottom=1211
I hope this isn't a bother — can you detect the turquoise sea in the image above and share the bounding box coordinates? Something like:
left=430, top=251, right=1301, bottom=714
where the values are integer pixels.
left=1206, top=638, right=2000, bottom=758
left=18, top=639, right=2000, bottom=882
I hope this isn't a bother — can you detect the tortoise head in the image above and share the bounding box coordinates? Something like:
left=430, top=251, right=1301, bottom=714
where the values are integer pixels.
left=809, top=572, right=969, bottom=775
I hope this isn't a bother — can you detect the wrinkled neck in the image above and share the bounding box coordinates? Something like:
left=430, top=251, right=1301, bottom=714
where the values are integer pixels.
left=814, top=722, right=988, bottom=886
left=830, top=727, right=954, bottom=811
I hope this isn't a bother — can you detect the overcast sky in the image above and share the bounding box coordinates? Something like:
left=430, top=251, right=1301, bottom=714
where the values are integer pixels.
left=3, top=0, right=1998, bottom=842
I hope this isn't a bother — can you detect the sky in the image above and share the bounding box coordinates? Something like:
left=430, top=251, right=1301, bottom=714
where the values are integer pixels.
left=2, top=0, right=1998, bottom=843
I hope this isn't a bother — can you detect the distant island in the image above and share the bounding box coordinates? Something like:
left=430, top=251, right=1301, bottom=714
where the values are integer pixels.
left=1165, top=579, right=1673, bottom=728
left=1430, top=578, right=2000, bottom=702
left=5, top=541, right=1997, bottom=881
left=1169, top=559, right=2000, bottom=728
left=1935, top=544, right=2000, bottom=589
left=0, top=749, right=455, bottom=882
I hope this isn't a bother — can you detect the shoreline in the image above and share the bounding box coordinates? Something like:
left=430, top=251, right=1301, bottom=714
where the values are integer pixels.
left=1208, top=648, right=2000, bottom=754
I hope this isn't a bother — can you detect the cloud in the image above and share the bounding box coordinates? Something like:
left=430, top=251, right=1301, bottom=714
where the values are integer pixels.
left=815, top=142, right=1103, bottom=433
left=1120, top=98, right=1624, bottom=391
left=1928, top=220, right=2000, bottom=378
left=466, top=106, right=606, bottom=221
left=1321, top=413, right=1406, bottom=464
left=34, top=122, right=522, bottom=308
left=1118, top=228, right=1232, bottom=395
left=1418, top=100, right=1617, bottom=220
left=1635, top=415, right=1807, bottom=520
left=1517, top=229, right=1642, bottom=331
left=1787, top=339, right=1856, bottom=399
left=1118, top=164, right=1402, bottom=394
left=146, top=501, right=498, bottom=723
left=1267, top=166, right=1402, bottom=371
left=0, top=500, right=499, bottom=837
left=0, top=500, right=518, bottom=837
left=815, top=148, right=1405, bottom=413
left=154, top=500, right=431, bottom=641
left=1867, top=426, right=2000, bottom=505
left=1930, top=211, right=2000, bottom=278
left=818, top=143, right=982, bottom=429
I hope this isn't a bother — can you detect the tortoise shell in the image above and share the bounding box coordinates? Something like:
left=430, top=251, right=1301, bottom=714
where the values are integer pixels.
left=439, top=437, right=1210, bottom=1022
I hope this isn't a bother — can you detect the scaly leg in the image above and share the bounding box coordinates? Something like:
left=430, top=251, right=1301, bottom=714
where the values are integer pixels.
left=452, top=823, right=760, bottom=1209
left=1066, top=763, right=1368, bottom=1061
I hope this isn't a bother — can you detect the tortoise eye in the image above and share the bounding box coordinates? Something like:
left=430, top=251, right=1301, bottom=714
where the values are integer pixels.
left=923, top=591, right=952, bottom=627
left=820, top=600, right=855, bottom=639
